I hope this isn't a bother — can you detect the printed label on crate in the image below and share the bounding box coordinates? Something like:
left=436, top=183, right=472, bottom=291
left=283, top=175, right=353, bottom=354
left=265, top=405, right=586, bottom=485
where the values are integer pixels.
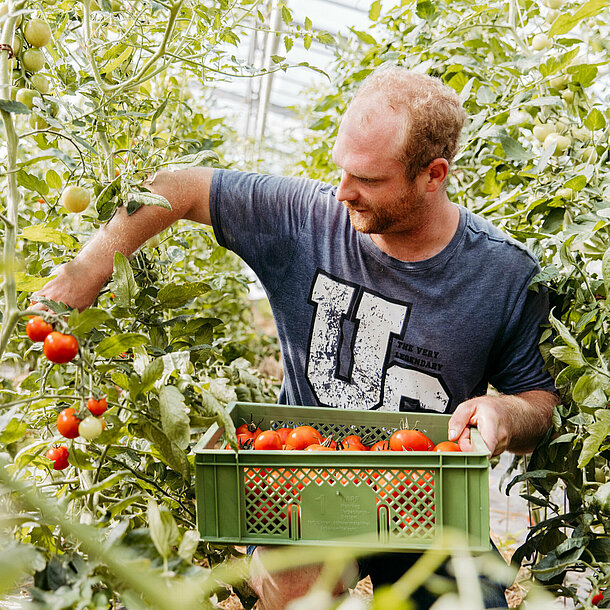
left=300, top=481, right=377, bottom=539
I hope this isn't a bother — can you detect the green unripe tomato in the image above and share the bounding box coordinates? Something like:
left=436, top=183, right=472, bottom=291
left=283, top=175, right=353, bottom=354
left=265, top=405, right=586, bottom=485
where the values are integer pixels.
left=60, top=185, right=90, bottom=213
left=78, top=416, right=103, bottom=440
left=24, top=18, right=52, bottom=48
left=22, top=48, right=45, bottom=73
left=531, top=33, right=550, bottom=51
left=12, top=33, right=22, bottom=56
left=30, top=74, right=49, bottom=94
left=557, top=188, right=573, bottom=199
left=15, top=87, right=40, bottom=109
left=544, top=132, right=571, bottom=155
left=533, top=123, right=556, bottom=143
left=549, top=74, right=569, bottom=89
left=29, top=114, right=49, bottom=129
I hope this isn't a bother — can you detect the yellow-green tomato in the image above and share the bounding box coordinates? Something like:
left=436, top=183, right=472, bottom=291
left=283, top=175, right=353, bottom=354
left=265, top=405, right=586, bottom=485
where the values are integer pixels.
left=15, top=87, right=40, bottom=109
left=544, top=132, right=571, bottom=155
left=22, top=48, right=45, bottom=73
left=60, top=185, right=90, bottom=213
left=533, top=123, right=556, bottom=143
left=12, top=33, right=22, bottom=56
left=24, top=18, right=52, bottom=48
left=78, top=416, right=103, bottom=440
left=531, top=33, right=550, bottom=51
left=557, top=188, right=573, bottom=199
left=30, top=74, right=49, bottom=94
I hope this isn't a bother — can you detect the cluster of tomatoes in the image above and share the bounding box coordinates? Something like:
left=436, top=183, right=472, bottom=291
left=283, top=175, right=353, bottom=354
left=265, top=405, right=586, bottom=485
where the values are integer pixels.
left=235, top=418, right=460, bottom=453
left=26, top=315, right=79, bottom=364
left=46, top=398, right=108, bottom=470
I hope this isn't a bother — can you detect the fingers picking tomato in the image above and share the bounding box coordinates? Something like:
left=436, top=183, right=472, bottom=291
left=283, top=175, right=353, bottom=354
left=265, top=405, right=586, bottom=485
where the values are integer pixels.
left=43, top=332, right=79, bottom=364
left=56, top=408, right=81, bottom=439
left=26, top=316, right=53, bottom=342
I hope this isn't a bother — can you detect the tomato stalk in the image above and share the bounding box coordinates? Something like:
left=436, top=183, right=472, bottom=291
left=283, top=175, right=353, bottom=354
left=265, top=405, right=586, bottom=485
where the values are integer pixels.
left=0, top=0, right=27, bottom=361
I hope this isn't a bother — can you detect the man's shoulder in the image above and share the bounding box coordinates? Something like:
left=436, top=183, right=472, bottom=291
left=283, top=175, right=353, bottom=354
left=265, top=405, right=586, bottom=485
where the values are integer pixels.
left=462, top=207, right=540, bottom=269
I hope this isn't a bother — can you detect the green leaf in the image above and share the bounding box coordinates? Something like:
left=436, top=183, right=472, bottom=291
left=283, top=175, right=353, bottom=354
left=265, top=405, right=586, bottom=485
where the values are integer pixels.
left=369, top=0, right=382, bottom=20
left=147, top=499, right=179, bottom=561
left=564, top=175, right=588, bottom=191
left=351, top=29, right=377, bottom=45
left=281, top=5, right=292, bottom=25
left=549, top=345, right=586, bottom=367
left=549, top=0, right=607, bottom=37
left=177, top=530, right=200, bottom=562
left=15, top=273, right=53, bottom=292
left=17, top=170, right=49, bottom=197
left=45, top=169, right=62, bottom=190
left=21, top=225, right=79, bottom=249
left=157, top=281, right=210, bottom=308
left=0, top=99, right=30, bottom=114
left=572, top=373, right=603, bottom=403
left=96, top=333, right=149, bottom=358
left=498, top=134, right=529, bottom=162
left=0, top=419, right=27, bottom=444
left=584, top=108, right=606, bottom=131
left=567, top=63, right=598, bottom=87
left=579, top=413, right=610, bottom=467
left=141, top=422, right=191, bottom=481
left=111, top=252, right=138, bottom=308
left=127, top=191, right=172, bottom=212
left=602, top=247, right=610, bottom=299
left=140, top=358, right=164, bottom=394
left=164, top=150, right=219, bottom=171
left=96, top=176, right=121, bottom=222
left=416, top=0, right=437, bottom=21
left=70, top=308, right=112, bottom=336
left=159, top=385, right=190, bottom=450
left=100, top=46, right=133, bottom=75
left=200, top=391, right=237, bottom=452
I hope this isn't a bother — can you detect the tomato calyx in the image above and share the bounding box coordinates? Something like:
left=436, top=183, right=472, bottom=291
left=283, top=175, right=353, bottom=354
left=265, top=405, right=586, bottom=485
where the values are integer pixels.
left=236, top=415, right=264, bottom=438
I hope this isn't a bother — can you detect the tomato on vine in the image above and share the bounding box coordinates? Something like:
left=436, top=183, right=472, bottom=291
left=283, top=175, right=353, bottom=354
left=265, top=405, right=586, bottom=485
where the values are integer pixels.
left=87, top=397, right=107, bottom=416
left=79, top=416, right=103, bottom=440
left=43, top=331, right=79, bottom=363
left=45, top=446, right=69, bottom=470
left=26, top=316, right=53, bottom=342
left=56, top=408, right=81, bottom=439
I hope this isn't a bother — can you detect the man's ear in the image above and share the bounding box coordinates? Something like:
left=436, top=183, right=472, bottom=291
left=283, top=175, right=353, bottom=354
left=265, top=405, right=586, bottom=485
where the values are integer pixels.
left=424, top=158, right=449, bottom=192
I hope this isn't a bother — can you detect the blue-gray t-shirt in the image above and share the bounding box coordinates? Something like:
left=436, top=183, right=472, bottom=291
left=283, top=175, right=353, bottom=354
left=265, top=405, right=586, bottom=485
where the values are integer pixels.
left=210, top=169, right=555, bottom=413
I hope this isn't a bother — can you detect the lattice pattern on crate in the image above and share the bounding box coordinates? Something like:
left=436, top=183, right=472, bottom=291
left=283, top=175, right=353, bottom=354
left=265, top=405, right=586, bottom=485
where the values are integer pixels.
left=243, top=466, right=435, bottom=539
left=269, top=420, right=399, bottom=444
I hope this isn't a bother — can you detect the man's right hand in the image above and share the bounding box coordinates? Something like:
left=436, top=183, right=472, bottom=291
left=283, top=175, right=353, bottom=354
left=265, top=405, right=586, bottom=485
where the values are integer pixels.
left=32, top=167, right=215, bottom=312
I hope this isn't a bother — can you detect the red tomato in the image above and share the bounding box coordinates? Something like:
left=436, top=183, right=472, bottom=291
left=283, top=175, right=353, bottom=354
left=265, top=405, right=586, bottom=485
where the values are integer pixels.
left=87, top=397, right=107, bottom=416
left=56, top=408, right=81, bottom=439
left=236, top=417, right=263, bottom=439
left=370, top=440, right=392, bottom=451
left=45, top=446, right=69, bottom=470
left=26, top=316, right=53, bottom=342
left=285, top=426, right=323, bottom=450
left=389, top=429, right=434, bottom=452
left=592, top=591, right=605, bottom=605
left=342, top=435, right=368, bottom=451
left=254, top=430, right=283, bottom=450
left=274, top=427, right=293, bottom=444
left=433, top=441, right=461, bottom=452
left=43, top=332, right=79, bottom=364
left=305, top=443, right=335, bottom=451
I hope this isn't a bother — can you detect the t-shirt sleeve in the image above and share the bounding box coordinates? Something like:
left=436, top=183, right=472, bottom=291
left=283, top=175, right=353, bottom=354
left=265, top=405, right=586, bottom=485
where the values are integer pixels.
left=209, top=169, right=319, bottom=296
left=487, top=271, right=556, bottom=395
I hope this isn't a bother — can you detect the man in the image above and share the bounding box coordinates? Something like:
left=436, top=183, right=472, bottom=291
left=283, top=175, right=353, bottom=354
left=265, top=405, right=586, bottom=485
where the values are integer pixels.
left=36, top=66, right=558, bottom=608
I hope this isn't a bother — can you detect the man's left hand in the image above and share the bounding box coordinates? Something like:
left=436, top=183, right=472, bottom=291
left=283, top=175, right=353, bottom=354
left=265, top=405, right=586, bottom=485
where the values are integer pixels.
left=447, top=390, right=559, bottom=456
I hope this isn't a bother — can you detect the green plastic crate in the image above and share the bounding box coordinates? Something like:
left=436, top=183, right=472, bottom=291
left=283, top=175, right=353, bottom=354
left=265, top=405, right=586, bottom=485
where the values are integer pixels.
left=194, top=402, right=490, bottom=552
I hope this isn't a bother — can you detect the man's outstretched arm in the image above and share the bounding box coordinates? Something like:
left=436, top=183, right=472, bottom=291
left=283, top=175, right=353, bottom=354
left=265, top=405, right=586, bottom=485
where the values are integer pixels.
left=34, top=168, right=215, bottom=311
left=448, top=389, right=559, bottom=456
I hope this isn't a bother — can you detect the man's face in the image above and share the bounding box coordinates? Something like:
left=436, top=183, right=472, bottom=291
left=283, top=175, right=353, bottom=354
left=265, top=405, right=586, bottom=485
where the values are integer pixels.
left=331, top=99, right=427, bottom=235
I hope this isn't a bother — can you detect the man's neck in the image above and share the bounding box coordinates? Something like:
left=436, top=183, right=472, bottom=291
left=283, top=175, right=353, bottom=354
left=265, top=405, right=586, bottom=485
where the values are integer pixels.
left=370, top=198, right=460, bottom=262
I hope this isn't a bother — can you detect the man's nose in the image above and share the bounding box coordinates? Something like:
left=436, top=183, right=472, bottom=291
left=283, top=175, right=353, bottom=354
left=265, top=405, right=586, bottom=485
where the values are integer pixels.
left=336, top=172, right=357, bottom=202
